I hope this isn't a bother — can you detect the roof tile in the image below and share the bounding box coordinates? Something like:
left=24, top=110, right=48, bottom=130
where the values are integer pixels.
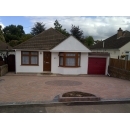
left=13, top=28, right=67, bottom=50
left=0, top=40, right=12, bottom=50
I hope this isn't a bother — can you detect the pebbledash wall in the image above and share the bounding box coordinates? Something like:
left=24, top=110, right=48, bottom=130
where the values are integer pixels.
left=51, top=52, right=88, bottom=75
left=15, top=50, right=89, bottom=75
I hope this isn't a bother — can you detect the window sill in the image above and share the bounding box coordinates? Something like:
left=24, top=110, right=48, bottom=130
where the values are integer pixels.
left=58, top=66, right=81, bottom=68
left=21, top=64, right=39, bottom=66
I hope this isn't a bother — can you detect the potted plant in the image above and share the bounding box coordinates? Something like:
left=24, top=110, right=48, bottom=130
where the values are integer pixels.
left=121, top=55, right=126, bottom=58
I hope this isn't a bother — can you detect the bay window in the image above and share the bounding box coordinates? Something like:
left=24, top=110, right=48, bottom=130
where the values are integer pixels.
left=59, top=52, right=81, bottom=67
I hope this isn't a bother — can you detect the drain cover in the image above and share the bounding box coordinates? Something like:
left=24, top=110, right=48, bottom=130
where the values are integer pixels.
left=45, top=80, right=82, bottom=86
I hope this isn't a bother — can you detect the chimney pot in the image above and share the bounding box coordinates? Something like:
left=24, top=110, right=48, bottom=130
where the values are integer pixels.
left=117, top=28, right=123, bottom=39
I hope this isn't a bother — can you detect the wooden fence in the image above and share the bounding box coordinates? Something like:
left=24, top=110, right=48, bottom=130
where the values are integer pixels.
left=109, top=58, right=130, bottom=71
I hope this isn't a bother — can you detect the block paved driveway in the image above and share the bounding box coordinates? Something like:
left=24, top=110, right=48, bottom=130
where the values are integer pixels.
left=0, top=75, right=130, bottom=104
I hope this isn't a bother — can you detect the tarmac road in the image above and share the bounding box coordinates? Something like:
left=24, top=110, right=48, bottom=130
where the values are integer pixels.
left=0, top=103, right=130, bottom=113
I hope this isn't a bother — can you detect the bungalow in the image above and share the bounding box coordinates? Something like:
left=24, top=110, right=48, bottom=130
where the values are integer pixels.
left=14, top=28, right=109, bottom=75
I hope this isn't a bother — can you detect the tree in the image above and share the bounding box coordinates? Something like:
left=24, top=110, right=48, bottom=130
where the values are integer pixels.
left=54, top=20, right=69, bottom=36
left=0, top=25, right=5, bottom=42
left=19, top=34, right=33, bottom=43
left=31, top=22, right=46, bottom=35
left=3, top=25, right=25, bottom=43
left=70, top=25, right=84, bottom=41
left=84, top=36, right=94, bottom=47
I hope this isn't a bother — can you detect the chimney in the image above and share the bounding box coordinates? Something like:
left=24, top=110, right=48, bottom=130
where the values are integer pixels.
left=117, top=28, right=123, bottom=39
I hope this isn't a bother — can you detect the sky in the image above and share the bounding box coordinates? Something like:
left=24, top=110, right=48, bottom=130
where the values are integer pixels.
left=1, top=16, right=130, bottom=41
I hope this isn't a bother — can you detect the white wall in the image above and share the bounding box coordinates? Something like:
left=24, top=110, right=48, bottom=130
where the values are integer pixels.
left=51, top=36, right=91, bottom=52
left=51, top=52, right=88, bottom=75
left=15, top=50, right=43, bottom=73
left=120, top=41, right=130, bottom=55
left=120, top=41, right=130, bottom=60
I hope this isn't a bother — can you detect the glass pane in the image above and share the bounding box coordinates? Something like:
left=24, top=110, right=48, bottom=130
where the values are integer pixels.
left=22, top=52, right=29, bottom=55
left=59, top=57, right=63, bottom=66
left=22, top=56, right=29, bottom=64
left=31, top=52, right=38, bottom=55
left=66, top=58, right=75, bottom=66
left=66, top=53, right=75, bottom=56
left=78, top=57, right=80, bottom=66
left=31, top=56, right=38, bottom=64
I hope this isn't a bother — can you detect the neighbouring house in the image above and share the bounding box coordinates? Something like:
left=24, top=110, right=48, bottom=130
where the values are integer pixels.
left=90, top=28, right=130, bottom=60
left=13, top=28, right=109, bottom=75
left=0, top=40, right=13, bottom=59
left=0, top=40, right=15, bottom=71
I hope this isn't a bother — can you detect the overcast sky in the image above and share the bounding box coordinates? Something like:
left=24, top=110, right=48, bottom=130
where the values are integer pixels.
left=1, top=16, right=130, bottom=41
left=1, top=0, right=130, bottom=41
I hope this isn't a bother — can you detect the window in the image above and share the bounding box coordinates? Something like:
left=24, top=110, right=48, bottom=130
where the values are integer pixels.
left=21, top=51, right=38, bottom=65
left=59, top=52, right=81, bottom=67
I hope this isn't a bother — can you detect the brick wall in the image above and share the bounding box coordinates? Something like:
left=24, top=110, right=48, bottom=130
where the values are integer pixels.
left=0, top=64, right=8, bottom=77
left=108, top=66, right=130, bottom=81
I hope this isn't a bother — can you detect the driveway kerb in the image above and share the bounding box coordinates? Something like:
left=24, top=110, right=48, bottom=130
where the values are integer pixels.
left=0, top=98, right=130, bottom=107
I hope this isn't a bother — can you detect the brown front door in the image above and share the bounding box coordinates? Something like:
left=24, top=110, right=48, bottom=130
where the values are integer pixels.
left=43, top=52, right=51, bottom=71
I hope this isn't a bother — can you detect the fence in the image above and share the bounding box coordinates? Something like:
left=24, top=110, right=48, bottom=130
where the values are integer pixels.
left=109, top=58, right=130, bottom=71
left=108, top=58, right=130, bottom=80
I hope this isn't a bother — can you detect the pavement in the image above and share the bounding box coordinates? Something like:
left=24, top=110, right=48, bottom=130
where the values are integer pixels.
left=0, top=73, right=130, bottom=106
left=0, top=103, right=130, bottom=113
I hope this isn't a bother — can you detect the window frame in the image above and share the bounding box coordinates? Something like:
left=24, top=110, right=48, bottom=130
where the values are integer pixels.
left=21, top=51, right=39, bottom=66
left=59, top=52, right=81, bottom=67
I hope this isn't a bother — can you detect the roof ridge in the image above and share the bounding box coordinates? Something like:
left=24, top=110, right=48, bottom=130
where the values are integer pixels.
left=53, top=27, right=68, bottom=38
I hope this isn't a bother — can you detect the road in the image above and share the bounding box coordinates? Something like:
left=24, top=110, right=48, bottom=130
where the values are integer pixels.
left=0, top=103, right=130, bottom=113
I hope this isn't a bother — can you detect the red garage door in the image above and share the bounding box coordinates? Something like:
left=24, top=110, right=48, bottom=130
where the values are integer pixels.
left=88, top=57, right=106, bottom=74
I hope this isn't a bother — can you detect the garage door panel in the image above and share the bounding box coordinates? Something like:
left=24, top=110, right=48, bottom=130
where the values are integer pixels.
left=88, top=58, right=106, bottom=74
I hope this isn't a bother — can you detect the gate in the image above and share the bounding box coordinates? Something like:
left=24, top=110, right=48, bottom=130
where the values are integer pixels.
left=7, top=54, right=15, bottom=72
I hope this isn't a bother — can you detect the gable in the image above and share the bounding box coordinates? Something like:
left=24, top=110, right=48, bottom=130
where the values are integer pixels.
left=120, top=41, right=130, bottom=51
left=51, top=36, right=91, bottom=52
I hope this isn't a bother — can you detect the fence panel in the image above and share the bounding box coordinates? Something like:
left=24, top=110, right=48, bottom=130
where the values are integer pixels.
left=109, top=58, right=130, bottom=71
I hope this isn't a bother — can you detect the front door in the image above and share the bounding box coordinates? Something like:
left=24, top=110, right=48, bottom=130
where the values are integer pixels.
left=43, top=52, right=51, bottom=71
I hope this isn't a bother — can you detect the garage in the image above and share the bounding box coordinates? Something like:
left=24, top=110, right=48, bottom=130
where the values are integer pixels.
left=88, top=52, right=109, bottom=75
left=88, top=57, right=106, bottom=74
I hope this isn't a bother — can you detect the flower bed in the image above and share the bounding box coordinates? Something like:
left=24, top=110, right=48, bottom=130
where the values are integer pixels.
left=58, top=91, right=100, bottom=102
